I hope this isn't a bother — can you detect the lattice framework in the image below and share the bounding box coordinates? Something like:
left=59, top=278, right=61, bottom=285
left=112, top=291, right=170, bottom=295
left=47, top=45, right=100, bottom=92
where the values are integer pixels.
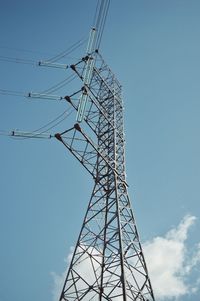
left=55, top=51, right=155, bottom=301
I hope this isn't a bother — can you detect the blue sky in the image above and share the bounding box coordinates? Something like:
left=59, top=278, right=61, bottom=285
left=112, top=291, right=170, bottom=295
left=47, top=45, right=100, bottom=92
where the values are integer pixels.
left=0, top=1, right=200, bottom=300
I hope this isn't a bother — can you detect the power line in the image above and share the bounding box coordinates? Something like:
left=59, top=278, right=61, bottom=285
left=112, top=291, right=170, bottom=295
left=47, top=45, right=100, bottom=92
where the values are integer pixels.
left=0, top=107, right=75, bottom=140
left=0, top=73, right=76, bottom=98
left=0, top=55, right=35, bottom=65
left=0, top=89, right=25, bottom=97
left=27, top=107, right=74, bottom=138
left=45, top=37, right=87, bottom=63
left=0, top=130, right=53, bottom=139
left=93, top=0, right=101, bottom=27
left=0, top=36, right=87, bottom=67
left=96, top=0, right=110, bottom=49
left=41, top=74, right=76, bottom=94
left=0, top=45, right=55, bottom=56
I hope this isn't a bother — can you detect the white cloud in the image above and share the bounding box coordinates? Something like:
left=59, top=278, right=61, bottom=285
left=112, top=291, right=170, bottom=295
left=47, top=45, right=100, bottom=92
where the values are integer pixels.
left=51, top=246, right=74, bottom=301
left=51, top=245, right=122, bottom=300
left=144, top=215, right=200, bottom=300
left=51, top=215, right=200, bottom=301
left=51, top=270, right=64, bottom=301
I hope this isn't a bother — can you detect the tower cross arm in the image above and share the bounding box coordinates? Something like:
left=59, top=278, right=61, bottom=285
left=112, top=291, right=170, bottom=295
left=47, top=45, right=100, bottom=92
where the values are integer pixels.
left=54, top=124, right=127, bottom=186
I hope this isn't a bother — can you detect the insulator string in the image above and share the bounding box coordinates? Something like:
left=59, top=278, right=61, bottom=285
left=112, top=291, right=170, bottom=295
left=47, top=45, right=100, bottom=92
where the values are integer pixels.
left=0, top=73, right=76, bottom=98
left=0, top=107, right=75, bottom=140
left=0, top=36, right=87, bottom=66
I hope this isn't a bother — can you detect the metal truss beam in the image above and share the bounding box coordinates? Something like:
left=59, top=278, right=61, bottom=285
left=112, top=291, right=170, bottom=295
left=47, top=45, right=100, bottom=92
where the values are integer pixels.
left=56, top=51, right=155, bottom=301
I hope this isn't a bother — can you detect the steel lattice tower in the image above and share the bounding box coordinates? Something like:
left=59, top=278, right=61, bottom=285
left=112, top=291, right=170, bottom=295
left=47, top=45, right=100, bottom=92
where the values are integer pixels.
left=55, top=49, right=155, bottom=301
left=0, top=2, right=156, bottom=300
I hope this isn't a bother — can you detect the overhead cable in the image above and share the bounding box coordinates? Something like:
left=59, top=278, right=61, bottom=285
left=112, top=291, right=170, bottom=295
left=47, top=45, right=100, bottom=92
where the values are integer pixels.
left=0, top=89, right=25, bottom=97
left=46, top=37, right=87, bottom=63
left=0, top=107, right=74, bottom=140
left=41, top=73, right=76, bottom=94
left=95, top=0, right=110, bottom=50
left=0, top=55, right=35, bottom=65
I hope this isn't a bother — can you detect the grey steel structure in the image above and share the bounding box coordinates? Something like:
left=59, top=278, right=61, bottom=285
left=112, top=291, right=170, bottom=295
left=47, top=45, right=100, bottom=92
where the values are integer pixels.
left=0, top=2, right=155, bottom=300
left=55, top=50, right=155, bottom=301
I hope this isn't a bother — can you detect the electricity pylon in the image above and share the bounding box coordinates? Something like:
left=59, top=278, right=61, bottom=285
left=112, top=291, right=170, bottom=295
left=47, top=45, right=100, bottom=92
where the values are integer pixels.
left=0, top=46, right=156, bottom=301
left=0, top=29, right=156, bottom=301
left=54, top=48, right=155, bottom=300
left=0, top=1, right=155, bottom=299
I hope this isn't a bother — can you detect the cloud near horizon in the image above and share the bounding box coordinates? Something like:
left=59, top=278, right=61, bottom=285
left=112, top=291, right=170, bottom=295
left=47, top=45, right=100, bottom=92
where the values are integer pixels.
left=144, top=214, right=200, bottom=300
left=51, top=215, right=200, bottom=301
